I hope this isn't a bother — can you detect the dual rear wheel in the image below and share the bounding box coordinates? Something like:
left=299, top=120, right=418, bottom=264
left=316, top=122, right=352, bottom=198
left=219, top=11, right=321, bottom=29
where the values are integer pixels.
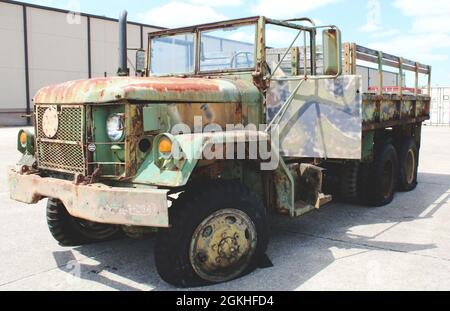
left=357, top=138, right=419, bottom=207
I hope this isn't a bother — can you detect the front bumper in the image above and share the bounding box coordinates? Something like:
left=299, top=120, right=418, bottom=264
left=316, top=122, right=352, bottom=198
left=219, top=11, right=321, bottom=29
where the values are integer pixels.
left=8, top=169, right=169, bottom=228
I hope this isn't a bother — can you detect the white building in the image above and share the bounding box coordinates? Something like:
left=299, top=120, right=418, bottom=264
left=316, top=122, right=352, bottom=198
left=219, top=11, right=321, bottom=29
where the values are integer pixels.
left=0, top=0, right=162, bottom=126
left=428, top=87, right=450, bottom=125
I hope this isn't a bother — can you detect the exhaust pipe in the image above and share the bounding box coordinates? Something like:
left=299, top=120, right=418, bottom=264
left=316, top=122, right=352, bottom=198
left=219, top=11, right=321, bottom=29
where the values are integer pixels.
left=117, top=10, right=129, bottom=76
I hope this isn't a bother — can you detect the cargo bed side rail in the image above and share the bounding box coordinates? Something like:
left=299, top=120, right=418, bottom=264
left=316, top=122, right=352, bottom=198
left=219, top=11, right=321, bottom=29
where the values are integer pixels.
left=343, top=43, right=432, bottom=96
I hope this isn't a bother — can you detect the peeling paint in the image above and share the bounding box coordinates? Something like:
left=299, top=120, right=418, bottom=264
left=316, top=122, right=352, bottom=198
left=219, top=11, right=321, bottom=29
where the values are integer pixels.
left=33, top=77, right=255, bottom=104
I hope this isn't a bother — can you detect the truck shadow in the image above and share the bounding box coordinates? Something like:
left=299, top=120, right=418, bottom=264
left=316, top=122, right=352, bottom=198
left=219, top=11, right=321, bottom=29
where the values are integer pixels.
left=52, top=172, right=449, bottom=291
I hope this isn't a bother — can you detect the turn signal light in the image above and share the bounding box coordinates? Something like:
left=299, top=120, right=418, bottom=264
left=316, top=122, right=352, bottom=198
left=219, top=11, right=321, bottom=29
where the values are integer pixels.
left=158, top=138, right=172, bottom=154
left=19, top=131, right=28, bottom=147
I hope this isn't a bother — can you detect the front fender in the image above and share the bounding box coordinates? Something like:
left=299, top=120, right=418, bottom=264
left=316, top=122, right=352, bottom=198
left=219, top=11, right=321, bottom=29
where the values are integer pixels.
left=132, top=131, right=270, bottom=187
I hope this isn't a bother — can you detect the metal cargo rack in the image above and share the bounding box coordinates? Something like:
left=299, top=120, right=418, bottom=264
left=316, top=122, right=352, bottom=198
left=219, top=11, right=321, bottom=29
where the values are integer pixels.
left=343, top=43, right=431, bottom=131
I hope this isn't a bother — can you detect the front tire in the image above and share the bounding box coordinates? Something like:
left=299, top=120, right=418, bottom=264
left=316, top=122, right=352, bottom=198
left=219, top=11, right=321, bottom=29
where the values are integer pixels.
left=154, top=180, right=268, bottom=288
left=46, top=199, right=120, bottom=246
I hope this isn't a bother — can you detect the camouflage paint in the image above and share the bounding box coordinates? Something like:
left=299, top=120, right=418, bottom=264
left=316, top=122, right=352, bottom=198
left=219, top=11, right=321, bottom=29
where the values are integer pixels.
left=361, top=94, right=430, bottom=131
left=133, top=131, right=270, bottom=187
left=270, top=75, right=363, bottom=160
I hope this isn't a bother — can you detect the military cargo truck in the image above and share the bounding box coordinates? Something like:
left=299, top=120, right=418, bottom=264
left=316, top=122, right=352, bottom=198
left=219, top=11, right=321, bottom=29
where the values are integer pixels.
left=8, top=15, right=431, bottom=287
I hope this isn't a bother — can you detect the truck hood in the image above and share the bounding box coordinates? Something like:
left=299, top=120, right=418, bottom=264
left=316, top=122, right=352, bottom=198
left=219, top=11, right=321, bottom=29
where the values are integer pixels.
left=33, top=76, right=259, bottom=104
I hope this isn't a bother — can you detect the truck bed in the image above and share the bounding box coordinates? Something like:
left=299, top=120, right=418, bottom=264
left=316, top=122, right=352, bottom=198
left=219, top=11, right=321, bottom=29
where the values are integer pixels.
left=267, top=42, right=431, bottom=133
left=362, top=92, right=430, bottom=131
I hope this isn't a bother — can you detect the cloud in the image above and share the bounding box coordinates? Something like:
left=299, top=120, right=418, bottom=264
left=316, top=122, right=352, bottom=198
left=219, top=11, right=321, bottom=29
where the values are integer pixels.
left=137, top=1, right=227, bottom=28
left=189, top=0, right=243, bottom=7
left=360, top=0, right=381, bottom=33
left=360, top=23, right=381, bottom=33
left=412, top=16, right=450, bottom=33
left=393, top=0, right=450, bottom=33
left=372, top=29, right=401, bottom=38
left=367, top=33, right=450, bottom=62
left=361, top=0, right=450, bottom=66
left=393, top=0, right=450, bottom=17
left=252, top=0, right=339, bottom=19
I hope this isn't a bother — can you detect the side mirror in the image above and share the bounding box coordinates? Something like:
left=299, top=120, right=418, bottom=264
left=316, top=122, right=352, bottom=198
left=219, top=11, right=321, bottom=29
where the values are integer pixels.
left=136, top=49, right=146, bottom=76
left=322, top=29, right=342, bottom=76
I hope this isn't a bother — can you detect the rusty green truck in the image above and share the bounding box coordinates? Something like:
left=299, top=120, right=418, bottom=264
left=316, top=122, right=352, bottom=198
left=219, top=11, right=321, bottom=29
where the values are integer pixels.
left=8, top=15, right=431, bottom=287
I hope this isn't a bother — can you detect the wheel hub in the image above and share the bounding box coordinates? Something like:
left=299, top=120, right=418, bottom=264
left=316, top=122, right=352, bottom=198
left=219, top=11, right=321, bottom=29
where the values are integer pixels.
left=382, top=160, right=394, bottom=199
left=406, top=149, right=416, bottom=184
left=189, top=209, right=257, bottom=283
left=218, top=234, right=240, bottom=260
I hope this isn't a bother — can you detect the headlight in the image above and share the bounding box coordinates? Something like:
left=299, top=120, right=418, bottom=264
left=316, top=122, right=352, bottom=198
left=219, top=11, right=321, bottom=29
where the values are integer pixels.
left=106, top=113, right=125, bottom=142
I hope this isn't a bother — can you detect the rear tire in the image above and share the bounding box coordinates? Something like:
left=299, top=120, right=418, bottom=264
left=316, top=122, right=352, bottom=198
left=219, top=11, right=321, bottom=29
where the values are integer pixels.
left=362, top=144, right=399, bottom=207
left=46, top=198, right=121, bottom=246
left=397, top=138, right=419, bottom=192
left=154, top=180, right=268, bottom=288
left=338, top=162, right=360, bottom=203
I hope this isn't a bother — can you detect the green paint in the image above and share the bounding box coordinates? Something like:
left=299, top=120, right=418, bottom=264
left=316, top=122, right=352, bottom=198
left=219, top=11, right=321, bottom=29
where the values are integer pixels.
left=90, top=105, right=125, bottom=176
left=134, top=134, right=204, bottom=187
left=143, top=106, right=161, bottom=132
left=17, top=129, right=34, bottom=155
left=362, top=131, right=375, bottom=162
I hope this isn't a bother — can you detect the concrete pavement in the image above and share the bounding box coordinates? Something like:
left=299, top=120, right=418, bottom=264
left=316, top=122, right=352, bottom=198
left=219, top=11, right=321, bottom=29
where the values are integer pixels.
left=0, top=126, right=449, bottom=291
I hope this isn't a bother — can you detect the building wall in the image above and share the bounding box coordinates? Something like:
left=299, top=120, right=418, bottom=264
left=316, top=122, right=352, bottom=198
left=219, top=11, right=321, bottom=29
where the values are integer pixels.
left=356, top=66, right=400, bottom=92
left=0, top=2, right=26, bottom=119
left=27, top=7, right=89, bottom=100
left=0, top=0, right=162, bottom=126
left=429, top=87, right=450, bottom=125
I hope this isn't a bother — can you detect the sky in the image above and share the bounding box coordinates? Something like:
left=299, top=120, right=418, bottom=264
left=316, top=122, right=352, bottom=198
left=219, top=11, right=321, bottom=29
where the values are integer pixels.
left=17, top=0, right=450, bottom=86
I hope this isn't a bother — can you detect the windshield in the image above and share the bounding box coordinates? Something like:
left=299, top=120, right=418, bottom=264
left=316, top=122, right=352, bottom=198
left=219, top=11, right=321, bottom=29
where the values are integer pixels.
left=150, top=33, right=195, bottom=76
left=200, top=24, right=256, bottom=72
left=149, top=23, right=256, bottom=76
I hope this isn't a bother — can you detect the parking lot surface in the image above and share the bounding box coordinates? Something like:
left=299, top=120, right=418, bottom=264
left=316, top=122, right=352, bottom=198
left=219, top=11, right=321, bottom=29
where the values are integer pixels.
left=0, top=126, right=449, bottom=291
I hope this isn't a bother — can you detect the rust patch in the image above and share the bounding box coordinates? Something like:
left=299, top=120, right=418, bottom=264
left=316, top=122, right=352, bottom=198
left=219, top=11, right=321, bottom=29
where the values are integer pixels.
left=125, top=81, right=221, bottom=93
left=33, top=77, right=227, bottom=104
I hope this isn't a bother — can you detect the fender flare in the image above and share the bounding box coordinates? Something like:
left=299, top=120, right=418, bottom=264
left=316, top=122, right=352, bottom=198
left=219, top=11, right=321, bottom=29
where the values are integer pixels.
left=133, top=130, right=271, bottom=187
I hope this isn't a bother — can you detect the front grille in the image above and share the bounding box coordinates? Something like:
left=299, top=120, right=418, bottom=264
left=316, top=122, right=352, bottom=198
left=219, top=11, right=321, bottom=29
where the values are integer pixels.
left=35, top=105, right=86, bottom=174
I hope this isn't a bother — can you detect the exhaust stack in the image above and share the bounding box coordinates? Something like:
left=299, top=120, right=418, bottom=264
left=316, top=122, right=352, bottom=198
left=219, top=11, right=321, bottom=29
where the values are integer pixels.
left=117, top=10, right=129, bottom=76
